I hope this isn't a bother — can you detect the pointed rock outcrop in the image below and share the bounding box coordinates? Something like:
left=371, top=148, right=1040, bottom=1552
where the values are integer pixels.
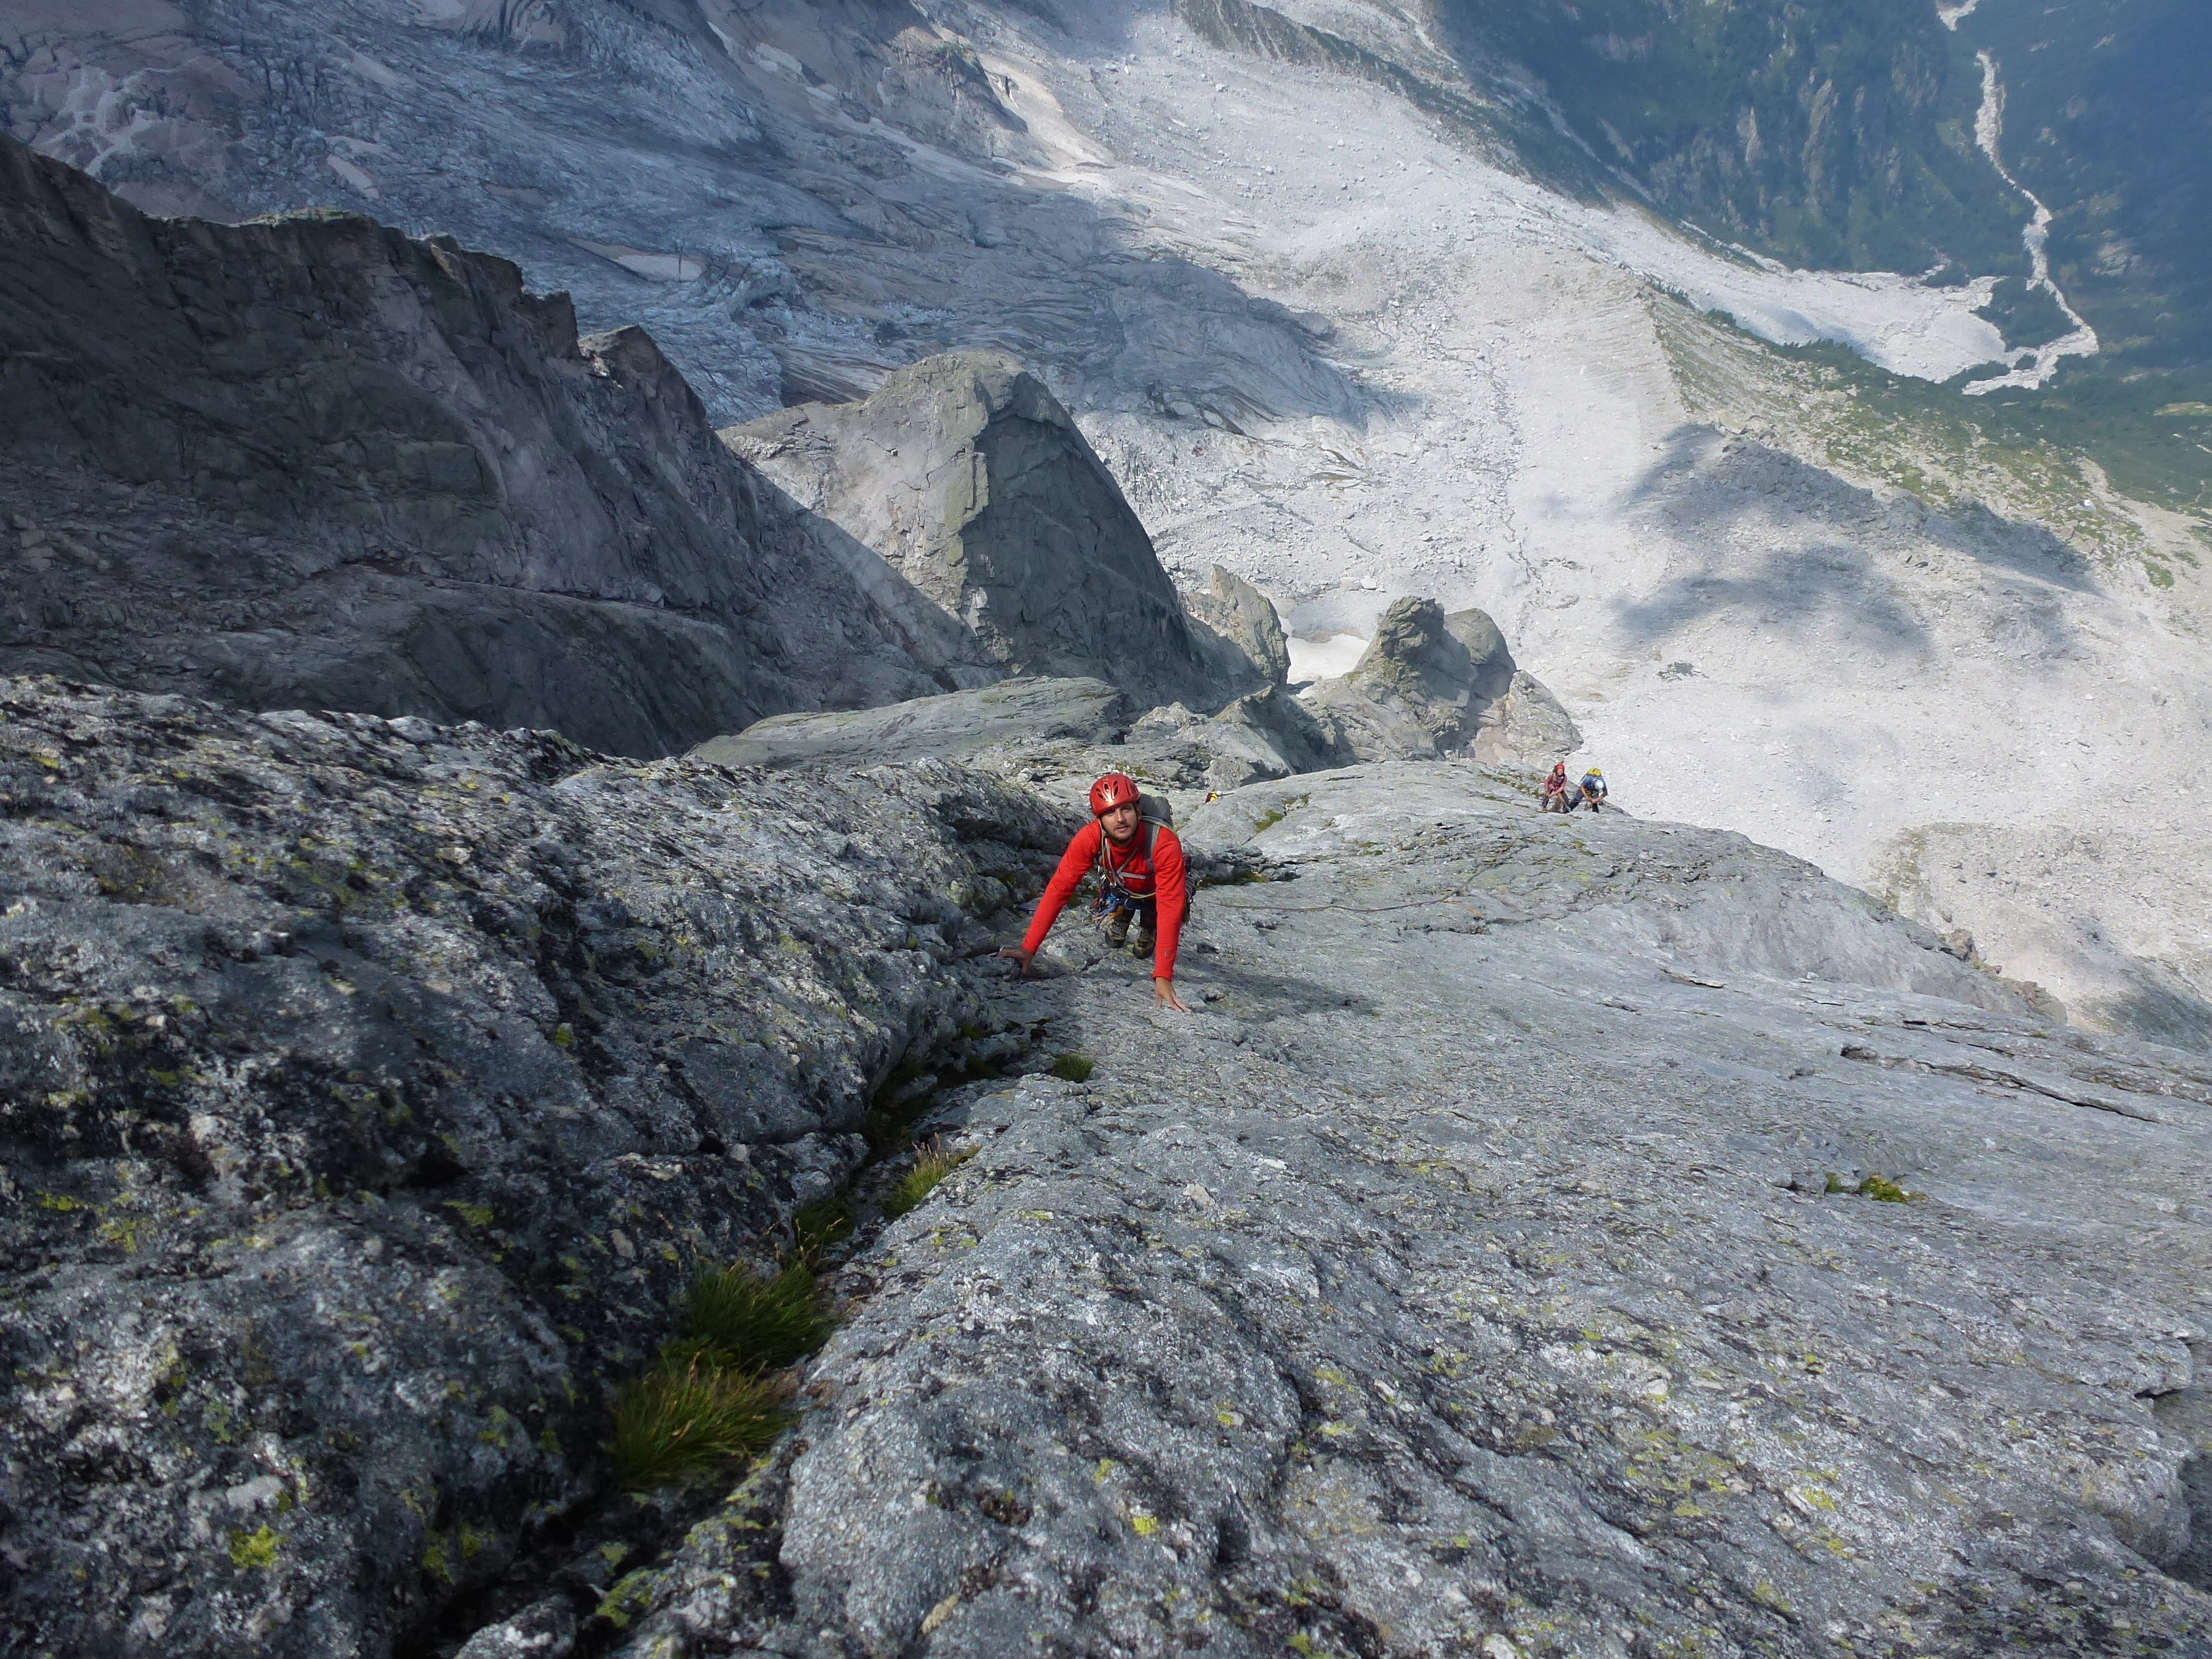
left=1308, top=595, right=1579, bottom=762
left=722, top=353, right=1239, bottom=711
left=1183, top=563, right=1293, bottom=691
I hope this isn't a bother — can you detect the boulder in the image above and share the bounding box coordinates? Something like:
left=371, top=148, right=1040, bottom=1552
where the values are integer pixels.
left=1200, top=683, right=1352, bottom=784
left=723, top=353, right=1233, bottom=711
left=1475, top=669, right=1583, bottom=765
left=1306, top=596, right=1576, bottom=762
left=0, top=138, right=949, bottom=757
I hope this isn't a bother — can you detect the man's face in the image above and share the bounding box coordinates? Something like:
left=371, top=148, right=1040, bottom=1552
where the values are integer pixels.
left=1101, top=801, right=1140, bottom=842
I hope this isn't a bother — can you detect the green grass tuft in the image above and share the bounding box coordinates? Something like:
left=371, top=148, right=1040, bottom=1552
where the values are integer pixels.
left=1856, top=1173, right=1915, bottom=1203
left=883, top=1137, right=975, bottom=1219
left=610, top=1357, right=784, bottom=1491
left=682, top=1261, right=835, bottom=1372
left=792, top=1196, right=855, bottom=1259
left=1049, top=1052, right=1094, bottom=1083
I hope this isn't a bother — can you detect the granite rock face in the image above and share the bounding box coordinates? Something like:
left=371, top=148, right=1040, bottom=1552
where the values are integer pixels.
left=722, top=355, right=1245, bottom=712
left=1309, top=598, right=1581, bottom=764
left=692, top=677, right=1133, bottom=772
left=0, top=677, right=1066, bottom=1658
left=0, top=138, right=986, bottom=757
left=1184, top=564, right=1294, bottom=692
left=7, top=687, right=2210, bottom=1658
left=695, top=674, right=1350, bottom=807
left=601, top=765, right=2212, bottom=1659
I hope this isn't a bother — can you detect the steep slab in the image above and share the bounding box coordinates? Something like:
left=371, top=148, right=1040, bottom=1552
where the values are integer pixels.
left=602, top=765, right=2212, bottom=1659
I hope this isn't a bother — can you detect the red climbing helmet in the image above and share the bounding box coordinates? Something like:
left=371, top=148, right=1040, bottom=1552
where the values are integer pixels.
left=1089, top=772, right=1141, bottom=817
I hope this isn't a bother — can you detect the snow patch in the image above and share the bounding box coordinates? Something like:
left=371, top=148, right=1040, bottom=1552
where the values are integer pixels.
left=1286, top=631, right=1370, bottom=686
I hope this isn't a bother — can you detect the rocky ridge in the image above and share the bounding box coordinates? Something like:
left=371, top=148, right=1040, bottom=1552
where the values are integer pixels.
left=7, top=680, right=2210, bottom=1658
left=0, top=134, right=954, bottom=757
left=0, top=144, right=1266, bottom=758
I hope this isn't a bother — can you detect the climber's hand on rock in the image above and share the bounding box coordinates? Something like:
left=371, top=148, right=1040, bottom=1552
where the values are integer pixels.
left=998, top=945, right=1036, bottom=977
left=1153, top=976, right=1190, bottom=1012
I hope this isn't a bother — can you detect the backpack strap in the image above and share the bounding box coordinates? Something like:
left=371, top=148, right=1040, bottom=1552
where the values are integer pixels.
left=1096, top=819, right=1166, bottom=895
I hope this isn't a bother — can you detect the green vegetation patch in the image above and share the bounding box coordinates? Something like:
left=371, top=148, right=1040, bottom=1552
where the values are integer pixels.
left=1825, top=1171, right=1919, bottom=1202
left=1656, top=300, right=2212, bottom=555
left=1445, top=0, right=2025, bottom=276
left=1049, top=1052, right=1095, bottom=1083
left=227, top=1525, right=280, bottom=1570
left=883, top=1138, right=975, bottom=1219
left=1976, top=276, right=2075, bottom=352
left=610, top=1357, right=784, bottom=1491
left=680, top=1261, right=835, bottom=1373
left=609, top=1253, right=839, bottom=1491
left=792, top=1196, right=855, bottom=1259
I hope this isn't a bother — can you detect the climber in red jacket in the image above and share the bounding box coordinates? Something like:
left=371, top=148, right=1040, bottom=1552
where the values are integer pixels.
left=1001, top=772, right=1191, bottom=1011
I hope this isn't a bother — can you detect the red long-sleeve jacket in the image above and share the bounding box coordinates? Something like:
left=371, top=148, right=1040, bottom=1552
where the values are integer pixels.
left=1020, top=819, right=1187, bottom=980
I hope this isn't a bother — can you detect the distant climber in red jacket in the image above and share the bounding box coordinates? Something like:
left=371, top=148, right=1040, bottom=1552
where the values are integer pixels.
left=1001, top=772, right=1192, bottom=1011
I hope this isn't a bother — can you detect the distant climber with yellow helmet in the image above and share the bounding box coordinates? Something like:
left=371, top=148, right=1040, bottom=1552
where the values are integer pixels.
left=1577, top=766, right=1608, bottom=812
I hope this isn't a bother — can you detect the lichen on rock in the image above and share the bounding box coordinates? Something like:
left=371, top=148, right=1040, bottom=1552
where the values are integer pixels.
left=0, top=676, right=1061, bottom=1655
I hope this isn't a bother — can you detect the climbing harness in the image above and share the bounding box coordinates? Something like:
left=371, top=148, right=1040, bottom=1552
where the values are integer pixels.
left=1088, top=780, right=1180, bottom=935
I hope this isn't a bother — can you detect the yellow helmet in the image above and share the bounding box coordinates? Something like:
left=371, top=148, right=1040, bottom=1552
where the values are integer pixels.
left=1587, top=767, right=1603, bottom=777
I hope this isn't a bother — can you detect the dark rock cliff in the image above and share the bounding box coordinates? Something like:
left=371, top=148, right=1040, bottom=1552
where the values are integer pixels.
left=0, top=136, right=954, bottom=757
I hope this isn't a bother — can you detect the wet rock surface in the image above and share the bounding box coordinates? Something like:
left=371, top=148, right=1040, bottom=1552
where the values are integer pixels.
left=0, top=677, right=1066, bottom=1657
left=601, top=767, right=2212, bottom=1659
